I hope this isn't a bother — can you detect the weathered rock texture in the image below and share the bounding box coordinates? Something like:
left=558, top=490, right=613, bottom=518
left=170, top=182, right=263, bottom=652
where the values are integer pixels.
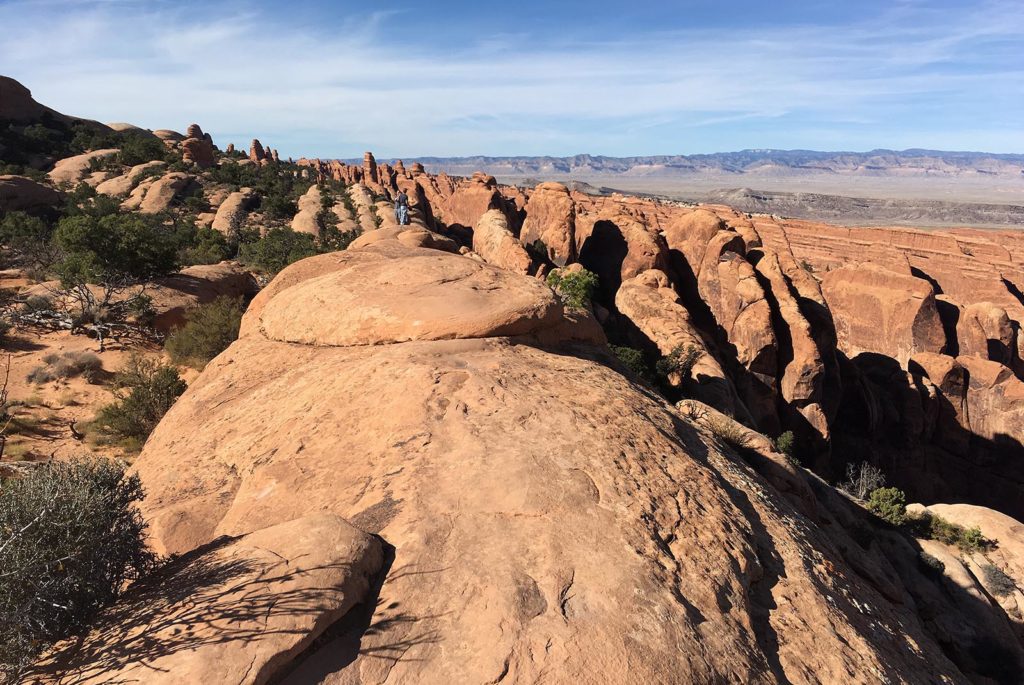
left=288, top=155, right=1024, bottom=518
left=89, top=237, right=1023, bottom=683
left=33, top=514, right=384, bottom=684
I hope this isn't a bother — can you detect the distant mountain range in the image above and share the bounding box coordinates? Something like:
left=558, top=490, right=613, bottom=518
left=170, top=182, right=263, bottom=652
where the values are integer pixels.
left=350, top=150, right=1024, bottom=179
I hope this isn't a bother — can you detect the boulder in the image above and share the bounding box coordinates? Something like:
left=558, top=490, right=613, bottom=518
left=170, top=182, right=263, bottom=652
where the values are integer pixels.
left=696, top=231, right=779, bottom=431
left=753, top=251, right=829, bottom=440
left=520, top=182, right=575, bottom=266
left=250, top=139, right=266, bottom=163
left=33, top=514, right=384, bottom=685
left=211, top=189, right=255, bottom=235
left=349, top=225, right=459, bottom=253
left=821, top=264, right=946, bottom=366
left=957, top=301, right=1018, bottom=368
left=443, top=174, right=506, bottom=231
left=152, top=129, right=184, bottom=144
left=0, top=174, right=62, bottom=213
left=662, top=208, right=728, bottom=272
left=182, top=132, right=215, bottom=168
left=122, top=244, right=993, bottom=682
left=94, top=160, right=166, bottom=197
left=244, top=245, right=564, bottom=347
left=473, top=208, right=532, bottom=274
left=147, top=262, right=261, bottom=333
left=290, top=185, right=322, bottom=236
left=137, top=172, right=194, bottom=214
left=362, top=151, right=378, bottom=184
left=47, top=149, right=118, bottom=186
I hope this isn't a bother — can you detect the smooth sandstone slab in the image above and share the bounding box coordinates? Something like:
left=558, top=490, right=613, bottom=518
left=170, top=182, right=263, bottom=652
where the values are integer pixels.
left=32, top=514, right=384, bottom=685
left=253, top=245, right=563, bottom=346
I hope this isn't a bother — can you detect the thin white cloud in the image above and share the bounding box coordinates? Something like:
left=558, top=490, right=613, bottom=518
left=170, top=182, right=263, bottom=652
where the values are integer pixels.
left=0, top=0, right=1021, bottom=156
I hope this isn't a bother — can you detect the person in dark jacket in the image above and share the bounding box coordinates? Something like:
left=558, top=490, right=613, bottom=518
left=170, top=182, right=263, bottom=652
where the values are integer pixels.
left=394, top=190, right=410, bottom=225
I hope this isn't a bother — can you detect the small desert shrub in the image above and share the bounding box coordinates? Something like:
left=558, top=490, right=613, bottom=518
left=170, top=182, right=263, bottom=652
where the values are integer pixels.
left=94, top=355, right=186, bottom=446
left=0, top=459, right=156, bottom=680
left=706, top=415, right=751, bottom=449
left=546, top=268, right=598, bottom=310
left=839, top=461, right=886, bottom=501
left=0, top=320, right=10, bottom=345
left=908, top=512, right=987, bottom=554
left=773, top=430, right=799, bottom=465
left=655, top=344, right=701, bottom=383
left=867, top=487, right=907, bottom=526
left=610, top=345, right=652, bottom=381
left=982, top=564, right=1016, bottom=597
left=165, top=296, right=244, bottom=370
left=27, top=351, right=103, bottom=384
left=22, top=295, right=52, bottom=314
left=918, top=551, right=946, bottom=577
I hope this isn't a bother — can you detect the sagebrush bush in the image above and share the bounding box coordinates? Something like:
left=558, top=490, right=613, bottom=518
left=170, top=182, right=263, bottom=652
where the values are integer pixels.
left=546, top=268, right=598, bottom=310
left=165, top=296, right=244, bottom=369
left=867, top=486, right=907, bottom=526
left=27, top=351, right=103, bottom=384
left=706, top=415, right=751, bottom=449
left=982, top=564, right=1016, bottom=597
left=94, top=355, right=186, bottom=446
left=0, top=459, right=156, bottom=680
left=22, top=295, right=52, bottom=314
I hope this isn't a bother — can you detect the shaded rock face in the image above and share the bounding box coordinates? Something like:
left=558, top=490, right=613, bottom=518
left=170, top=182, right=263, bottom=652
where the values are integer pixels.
left=125, top=237, right=1016, bottom=683
left=0, top=174, right=62, bottom=213
left=958, top=302, right=1019, bottom=370
left=33, top=514, right=384, bottom=685
left=0, top=75, right=69, bottom=123
left=616, top=270, right=747, bottom=419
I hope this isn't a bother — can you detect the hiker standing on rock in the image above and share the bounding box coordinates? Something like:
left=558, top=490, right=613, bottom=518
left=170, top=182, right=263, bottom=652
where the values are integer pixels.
left=394, top=189, right=410, bottom=226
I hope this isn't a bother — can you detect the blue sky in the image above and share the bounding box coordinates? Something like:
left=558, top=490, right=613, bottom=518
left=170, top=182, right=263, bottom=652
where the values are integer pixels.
left=1, top=0, right=1021, bottom=158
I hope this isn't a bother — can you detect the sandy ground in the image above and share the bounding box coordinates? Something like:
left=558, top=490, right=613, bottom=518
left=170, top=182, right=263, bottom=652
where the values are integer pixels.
left=0, top=327, right=197, bottom=465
